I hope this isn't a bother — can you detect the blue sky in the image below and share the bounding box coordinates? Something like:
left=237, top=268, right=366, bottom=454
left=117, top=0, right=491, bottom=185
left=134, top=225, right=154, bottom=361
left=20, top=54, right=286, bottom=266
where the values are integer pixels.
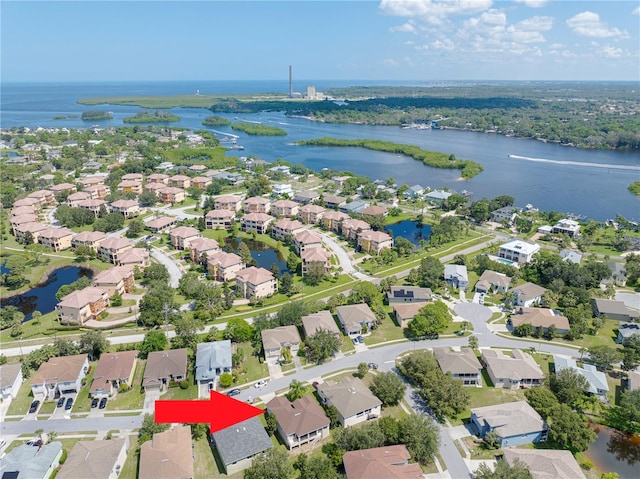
left=2, top=1, right=638, bottom=82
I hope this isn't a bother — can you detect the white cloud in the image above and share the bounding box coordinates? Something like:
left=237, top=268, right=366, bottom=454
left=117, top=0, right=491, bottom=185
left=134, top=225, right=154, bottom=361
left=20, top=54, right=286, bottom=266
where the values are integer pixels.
left=633, top=6, right=640, bottom=15
left=383, top=58, right=400, bottom=66
left=601, top=46, right=623, bottom=58
left=566, top=11, right=628, bottom=38
left=379, top=0, right=492, bottom=24
left=390, top=22, right=417, bottom=33
left=431, top=38, right=455, bottom=50
left=514, top=0, right=548, bottom=7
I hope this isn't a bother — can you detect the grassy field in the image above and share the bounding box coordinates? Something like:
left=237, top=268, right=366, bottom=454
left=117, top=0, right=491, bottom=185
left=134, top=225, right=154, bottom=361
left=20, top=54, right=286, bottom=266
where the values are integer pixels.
left=6, top=376, right=36, bottom=415
left=106, top=359, right=146, bottom=411
left=118, top=436, right=140, bottom=479
left=72, top=363, right=97, bottom=413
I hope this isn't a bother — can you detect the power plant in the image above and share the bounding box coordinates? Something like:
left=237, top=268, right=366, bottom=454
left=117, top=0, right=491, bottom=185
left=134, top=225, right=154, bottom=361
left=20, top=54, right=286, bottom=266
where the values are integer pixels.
left=289, top=65, right=293, bottom=98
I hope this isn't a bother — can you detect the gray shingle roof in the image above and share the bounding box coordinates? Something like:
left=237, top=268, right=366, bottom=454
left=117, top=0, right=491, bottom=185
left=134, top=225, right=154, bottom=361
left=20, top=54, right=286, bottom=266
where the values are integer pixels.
left=212, top=417, right=273, bottom=466
left=195, top=341, right=232, bottom=382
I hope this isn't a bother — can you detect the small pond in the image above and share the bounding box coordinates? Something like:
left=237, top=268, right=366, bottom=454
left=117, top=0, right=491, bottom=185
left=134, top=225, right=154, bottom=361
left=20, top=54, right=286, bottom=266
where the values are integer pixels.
left=584, top=425, right=640, bottom=479
left=385, top=220, right=431, bottom=247
left=1, top=266, right=94, bottom=320
left=224, top=237, right=289, bottom=275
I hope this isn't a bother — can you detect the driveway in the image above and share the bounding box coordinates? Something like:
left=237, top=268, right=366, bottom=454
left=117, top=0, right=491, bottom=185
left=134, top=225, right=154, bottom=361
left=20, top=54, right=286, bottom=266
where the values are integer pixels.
left=143, top=390, right=161, bottom=414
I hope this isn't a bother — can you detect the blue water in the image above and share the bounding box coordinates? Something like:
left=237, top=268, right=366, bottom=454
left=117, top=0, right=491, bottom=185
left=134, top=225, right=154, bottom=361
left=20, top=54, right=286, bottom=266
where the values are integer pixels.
left=0, top=266, right=94, bottom=320
left=223, top=238, right=289, bottom=275
left=385, top=220, right=431, bottom=247
left=1, top=81, right=638, bottom=221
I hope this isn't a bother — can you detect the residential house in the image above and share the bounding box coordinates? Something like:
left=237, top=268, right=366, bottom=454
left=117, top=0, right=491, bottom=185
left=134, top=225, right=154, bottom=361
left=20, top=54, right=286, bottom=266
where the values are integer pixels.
left=266, top=396, right=330, bottom=449
left=298, top=204, right=326, bottom=224
left=343, top=445, right=423, bottom=479
left=324, top=195, right=346, bottom=209
left=188, top=163, right=207, bottom=172
left=66, top=191, right=93, bottom=208
left=339, top=201, right=367, bottom=215
left=121, top=173, right=143, bottom=183
left=498, top=240, right=541, bottom=264
left=78, top=176, right=105, bottom=189
left=261, top=325, right=301, bottom=360
left=387, top=286, right=432, bottom=304
left=92, top=266, right=135, bottom=296
left=316, top=376, right=382, bottom=427
left=56, top=286, right=110, bottom=324
left=10, top=205, right=37, bottom=216
left=158, top=186, right=186, bottom=204
left=357, top=230, right=393, bottom=254
left=27, top=189, right=56, bottom=207
left=244, top=196, right=271, bottom=214
left=617, top=323, right=640, bottom=344
left=118, top=248, right=150, bottom=268
left=139, top=425, right=193, bottom=479
left=361, top=205, right=388, bottom=217
left=147, top=173, right=170, bottom=184
left=0, top=363, right=23, bottom=401
left=433, top=347, right=483, bottom=386
left=188, top=237, right=220, bottom=263
left=554, top=356, right=609, bottom=398
left=13, top=221, right=49, bottom=243
left=293, top=229, right=323, bottom=254
left=72, top=230, right=107, bottom=252
left=321, top=210, right=350, bottom=232
left=214, top=194, right=242, bottom=212
left=89, top=350, right=138, bottom=398
left=205, top=209, right=235, bottom=230
left=341, top=218, right=371, bottom=242
left=241, top=212, right=275, bottom=235
left=142, top=349, right=188, bottom=392
left=604, top=261, right=627, bottom=287
left=271, top=199, right=299, bottom=218
left=301, top=248, right=332, bottom=277
left=628, top=371, right=640, bottom=391
left=481, top=349, right=545, bottom=389
left=425, top=189, right=452, bottom=204
left=552, top=218, right=581, bottom=237
left=144, top=182, right=166, bottom=197
left=293, top=189, right=319, bottom=204
left=336, top=303, right=377, bottom=336
left=475, top=270, right=512, bottom=294
left=235, top=266, right=277, bottom=299
left=403, top=184, right=424, bottom=200
left=169, top=225, right=201, bottom=250
left=77, top=198, right=108, bottom=217
left=213, top=171, right=244, bottom=185
left=271, top=218, right=304, bottom=241
left=98, top=237, right=133, bottom=264
left=31, top=354, right=89, bottom=400
left=12, top=196, right=41, bottom=209
left=110, top=199, right=140, bottom=219
left=502, top=449, right=587, bottom=479
left=301, top=310, right=341, bottom=338
left=38, top=227, right=75, bottom=251
left=168, top=174, right=191, bottom=189
left=491, top=206, right=519, bottom=225
left=190, top=176, right=211, bottom=190
left=0, top=442, right=63, bottom=479
left=560, top=249, right=583, bottom=264
left=273, top=183, right=294, bottom=197
left=195, top=340, right=232, bottom=389
left=444, top=264, right=469, bottom=291
left=117, top=179, right=143, bottom=195
left=49, top=182, right=77, bottom=194
left=508, top=282, right=547, bottom=307
left=470, top=401, right=547, bottom=447
left=592, top=298, right=640, bottom=321
left=207, top=251, right=245, bottom=282
left=509, top=307, right=570, bottom=335
left=145, top=215, right=177, bottom=233
left=211, top=418, right=272, bottom=475
left=83, top=184, right=110, bottom=200
left=392, top=302, right=429, bottom=328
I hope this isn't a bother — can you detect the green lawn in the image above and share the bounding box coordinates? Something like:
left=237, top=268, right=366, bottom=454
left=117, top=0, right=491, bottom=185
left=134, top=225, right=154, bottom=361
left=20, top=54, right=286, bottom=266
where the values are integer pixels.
left=72, top=363, right=97, bottom=413
left=231, top=342, right=269, bottom=386
left=163, top=375, right=199, bottom=400
left=6, top=376, right=35, bottom=416
left=194, top=436, right=220, bottom=479
left=365, top=314, right=406, bottom=345
left=448, top=379, right=527, bottom=426
left=106, top=359, right=146, bottom=411
left=118, top=436, right=140, bottom=479
left=38, top=400, right=57, bottom=415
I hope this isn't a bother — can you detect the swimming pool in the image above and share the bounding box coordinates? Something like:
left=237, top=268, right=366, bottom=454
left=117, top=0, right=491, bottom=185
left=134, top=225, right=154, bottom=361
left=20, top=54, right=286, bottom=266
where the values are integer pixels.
left=496, top=258, right=516, bottom=265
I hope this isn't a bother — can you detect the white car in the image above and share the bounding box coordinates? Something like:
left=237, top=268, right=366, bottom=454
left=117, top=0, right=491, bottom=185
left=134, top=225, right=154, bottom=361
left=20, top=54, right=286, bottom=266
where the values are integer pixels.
left=254, top=379, right=269, bottom=388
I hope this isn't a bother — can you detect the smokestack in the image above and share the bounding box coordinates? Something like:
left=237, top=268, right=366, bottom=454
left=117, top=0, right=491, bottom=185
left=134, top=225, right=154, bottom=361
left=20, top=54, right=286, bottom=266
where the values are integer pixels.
left=289, top=65, right=292, bottom=98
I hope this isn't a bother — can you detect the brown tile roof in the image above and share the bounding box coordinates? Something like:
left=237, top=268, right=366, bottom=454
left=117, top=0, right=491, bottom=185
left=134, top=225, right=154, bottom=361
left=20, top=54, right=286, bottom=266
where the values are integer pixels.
left=57, top=286, right=108, bottom=308
left=273, top=218, right=304, bottom=230
left=207, top=251, right=243, bottom=268
left=215, top=194, right=242, bottom=203
left=188, top=237, right=219, bottom=252
left=361, top=205, right=388, bottom=216
left=503, top=449, right=586, bottom=479
left=31, top=354, right=88, bottom=386
left=93, top=266, right=134, bottom=285
left=73, top=231, right=107, bottom=242
left=139, top=425, right=193, bottom=479
left=39, top=227, right=75, bottom=239
left=510, top=307, right=570, bottom=331
left=299, top=204, right=326, bottom=213
left=67, top=191, right=92, bottom=201
left=242, top=212, right=274, bottom=222
left=301, top=248, right=331, bottom=263
left=301, top=310, right=341, bottom=337
left=58, top=438, right=127, bottom=479
left=143, top=349, right=188, bottom=387
left=245, top=196, right=271, bottom=205
left=90, top=351, right=137, bottom=394
left=392, top=302, right=429, bottom=321
left=169, top=226, right=200, bottom=239
left=359, top=230, right=393, bottom=242
left=317, top=376, right=381, bottom=419
left=235, top=266, right=275, bottom=285
left=272, top=199, right=298, bottom=208
left=99, top=237, right=133, bottom=250
left=261, top=325, right=301, bottom=350
left=110, top=199, right=139, bottom=208
left=343, top=445, right=423, bottom=479
left=266, top=395, right=329, bottom=437
left=205, top=208, right=235, bottom=219
left=293, top=229, right=322, bottom=244
left=145, top=216, right=176, bottom=229
left=118, top=248, right=149, bottom=265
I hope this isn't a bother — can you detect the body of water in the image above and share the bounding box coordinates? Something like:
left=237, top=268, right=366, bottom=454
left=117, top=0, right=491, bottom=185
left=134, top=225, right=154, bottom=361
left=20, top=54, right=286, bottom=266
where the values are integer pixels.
left=584, top=425, right=640, bottom=479
left=2, top=81, right=638, bottom=221
left=1, top=266, right=94, bottom=320
left=385, top=220, right=431, bottom=247
left=223, top=237, right=289, bottom=275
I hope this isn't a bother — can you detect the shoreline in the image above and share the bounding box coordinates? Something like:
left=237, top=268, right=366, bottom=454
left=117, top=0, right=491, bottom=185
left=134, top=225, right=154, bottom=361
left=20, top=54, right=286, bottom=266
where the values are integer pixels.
left=0, top=263, right=98, bottom=301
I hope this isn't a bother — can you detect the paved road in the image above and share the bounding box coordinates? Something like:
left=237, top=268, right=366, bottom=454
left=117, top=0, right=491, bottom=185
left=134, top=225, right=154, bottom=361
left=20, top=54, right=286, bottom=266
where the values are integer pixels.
left=150, top=248, right=183, bottom=288
left=320, top=231, right=375, bottom=282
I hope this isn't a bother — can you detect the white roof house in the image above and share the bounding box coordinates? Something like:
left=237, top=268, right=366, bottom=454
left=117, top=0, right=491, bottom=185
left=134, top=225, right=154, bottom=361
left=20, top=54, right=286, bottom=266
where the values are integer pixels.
left=498, top=240, right=541, bottom=264
left=554, top=355, right=609, bottom=397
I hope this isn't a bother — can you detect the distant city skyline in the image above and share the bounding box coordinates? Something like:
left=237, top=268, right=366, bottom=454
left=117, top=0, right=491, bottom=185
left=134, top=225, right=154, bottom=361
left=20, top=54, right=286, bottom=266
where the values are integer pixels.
left=1, top=1, right=638, bottom=82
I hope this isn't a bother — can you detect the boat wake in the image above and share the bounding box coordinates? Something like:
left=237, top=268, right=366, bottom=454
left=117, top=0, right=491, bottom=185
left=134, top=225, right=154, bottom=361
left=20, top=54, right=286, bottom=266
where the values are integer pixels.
left=508, top=154, right=640, bottom=171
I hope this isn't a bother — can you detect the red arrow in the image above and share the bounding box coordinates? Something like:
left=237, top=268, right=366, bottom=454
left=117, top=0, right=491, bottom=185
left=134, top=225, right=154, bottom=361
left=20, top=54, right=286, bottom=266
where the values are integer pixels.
left=155, top=390, right=263, bottom=433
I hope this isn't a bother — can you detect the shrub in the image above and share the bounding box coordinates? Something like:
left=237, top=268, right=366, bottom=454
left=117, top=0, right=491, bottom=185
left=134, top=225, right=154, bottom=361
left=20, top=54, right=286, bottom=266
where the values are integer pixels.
left=179, top=380, right=189, bottom=389
left=219, top=372, right=233, bottom=388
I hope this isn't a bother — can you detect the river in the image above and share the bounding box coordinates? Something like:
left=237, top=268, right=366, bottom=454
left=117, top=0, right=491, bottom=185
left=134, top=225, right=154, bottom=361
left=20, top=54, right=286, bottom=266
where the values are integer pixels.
left=2, top=81, right=638, bottom=221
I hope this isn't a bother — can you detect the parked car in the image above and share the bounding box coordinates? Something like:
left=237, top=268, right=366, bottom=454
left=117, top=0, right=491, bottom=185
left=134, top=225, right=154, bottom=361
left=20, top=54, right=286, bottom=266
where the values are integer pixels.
left=246, top=396, right=253, bottom=404
left=208, top=382, right=214, bottom=391
left=64, top=397, right=74, bottom=410
left=99, top=398, right=107, bottom=409
left=226, top=388, right=241, bottom=397
left=254, top=379, right=269, bottom=388
left=29, top=400, right=40, bottom=414
left=357, top=335, right=364, bottom=344
left=91, top=398, right=99, bottom=408
left=57, top=397, right=65, bottom=408
left=367, top=362, right=378, bottom=369
left=352, top=337, right=358, bottom=345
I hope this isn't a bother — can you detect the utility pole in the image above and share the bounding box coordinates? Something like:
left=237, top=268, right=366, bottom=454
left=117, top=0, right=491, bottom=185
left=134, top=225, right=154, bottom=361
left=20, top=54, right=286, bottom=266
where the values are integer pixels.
left=162, top=302, right=171, bottom=338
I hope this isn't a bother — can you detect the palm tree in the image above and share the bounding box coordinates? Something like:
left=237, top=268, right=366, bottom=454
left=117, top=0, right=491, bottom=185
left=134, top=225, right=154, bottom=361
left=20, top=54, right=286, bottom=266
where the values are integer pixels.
left=285, top=380, right=306, bottom=402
